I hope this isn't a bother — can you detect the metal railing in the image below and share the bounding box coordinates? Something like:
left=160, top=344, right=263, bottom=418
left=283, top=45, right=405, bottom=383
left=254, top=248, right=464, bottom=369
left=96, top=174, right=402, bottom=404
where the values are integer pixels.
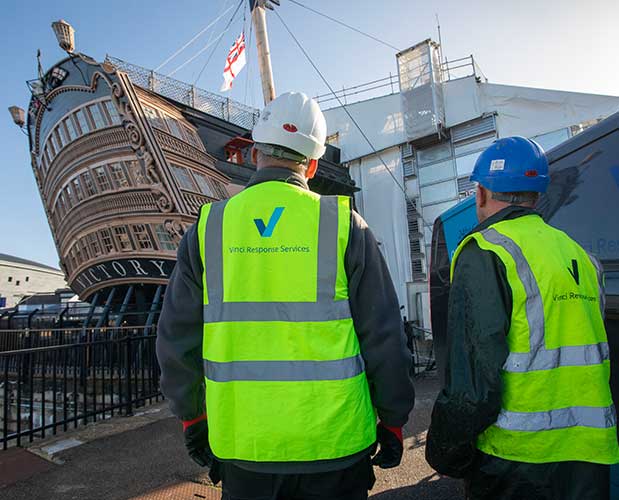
left=315, top=55, right=488, bottom=109
left=440, top=55, right=488, bottom=83
left=0, top=326, right=161, bottom=449
left=315, top=74, right=400, bottom=106
left=405, top=323, right=435, bottom=376
left=106, top=56, right=260, bottom=130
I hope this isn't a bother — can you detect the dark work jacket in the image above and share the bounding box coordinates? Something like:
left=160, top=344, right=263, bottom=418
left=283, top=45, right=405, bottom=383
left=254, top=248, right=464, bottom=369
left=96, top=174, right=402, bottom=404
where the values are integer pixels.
left=156, top=167, right=415, bottom=474
left=425, top=206, right=610, bottom=500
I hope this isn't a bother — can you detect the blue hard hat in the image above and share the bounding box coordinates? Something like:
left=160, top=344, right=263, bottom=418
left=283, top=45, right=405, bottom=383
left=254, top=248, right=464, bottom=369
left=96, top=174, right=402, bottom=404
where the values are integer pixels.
left=470, top=136, right=549, bottom=193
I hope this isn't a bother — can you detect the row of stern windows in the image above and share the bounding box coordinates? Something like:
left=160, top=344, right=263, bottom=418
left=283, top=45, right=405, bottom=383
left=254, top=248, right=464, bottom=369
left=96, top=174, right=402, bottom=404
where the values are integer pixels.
left=141, top=104, right=205, bottom=151
left=65, top=223, right=178, bottom=275
left=39, top=99, right=121, bottom=173
left=51, top=160, right=226, bottom=225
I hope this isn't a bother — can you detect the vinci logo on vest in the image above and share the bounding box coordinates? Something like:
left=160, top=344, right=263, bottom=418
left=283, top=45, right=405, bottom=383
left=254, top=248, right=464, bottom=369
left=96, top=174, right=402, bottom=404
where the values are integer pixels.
left=254, top=207, right=285, bottom=237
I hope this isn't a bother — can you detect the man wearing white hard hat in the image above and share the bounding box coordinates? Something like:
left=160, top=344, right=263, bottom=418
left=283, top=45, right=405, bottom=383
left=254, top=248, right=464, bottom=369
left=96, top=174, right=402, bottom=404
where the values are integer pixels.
left=157, top=92, right=414, bottom=500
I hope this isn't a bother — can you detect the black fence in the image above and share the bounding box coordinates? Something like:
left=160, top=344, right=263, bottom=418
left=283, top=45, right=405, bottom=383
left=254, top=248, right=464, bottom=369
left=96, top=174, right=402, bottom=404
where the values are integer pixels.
left=405, top=323, right=435, bottom=376
left=0, top=327, right=161, bottom=449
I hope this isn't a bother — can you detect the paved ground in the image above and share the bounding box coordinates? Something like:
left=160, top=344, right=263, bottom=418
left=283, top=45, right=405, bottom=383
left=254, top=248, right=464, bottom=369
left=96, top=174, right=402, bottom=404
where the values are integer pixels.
left=0, top=372, right=463, bottom=500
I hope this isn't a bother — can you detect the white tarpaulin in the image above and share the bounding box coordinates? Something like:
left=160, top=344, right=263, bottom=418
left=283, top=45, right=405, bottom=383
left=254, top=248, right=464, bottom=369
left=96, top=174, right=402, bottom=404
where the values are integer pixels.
left=348, top=147, right=411, bottom=317
left=324, top=94, right=406, bottom=162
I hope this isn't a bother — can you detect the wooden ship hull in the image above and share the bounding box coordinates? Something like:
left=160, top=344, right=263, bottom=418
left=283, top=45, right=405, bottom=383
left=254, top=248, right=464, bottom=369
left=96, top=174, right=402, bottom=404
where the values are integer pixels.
left=25, top=54, right=356, bottom=306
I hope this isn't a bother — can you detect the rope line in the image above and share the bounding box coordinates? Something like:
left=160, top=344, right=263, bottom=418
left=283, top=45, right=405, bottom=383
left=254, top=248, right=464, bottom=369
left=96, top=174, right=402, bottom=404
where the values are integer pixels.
left=193, top=0, right=245, bottom=85
left=274, top=9, right=434, bottom=232
left=154, top=4, right=235, bottom=71
left=287, top=0, right=401, bottom=52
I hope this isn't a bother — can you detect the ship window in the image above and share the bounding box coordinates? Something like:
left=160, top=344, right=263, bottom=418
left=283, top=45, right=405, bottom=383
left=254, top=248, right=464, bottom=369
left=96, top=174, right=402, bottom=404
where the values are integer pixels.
left=143, top=105, right=167, bottom=131
left=64, top=185, right=75, bottom=206
left=155, top=224, right=177, bottom=251
left=182, top=125, right=202, bottom=149
left=43, top=145, right=52, bottom=167
left=123, top=160, right=140, bottom=184
left=81, top=171, right=98, bottom=197
left=74, top=240, right=85, bottom=265
left=64, top=117, right=78, bottom=141
left=210, top=178, right=227, bottom=198
left=7, top=277, right=12, bottom=282
left=58, top=123, right=70, bottom=146
left=94, top=166, right=112, bottom=191
left=79, top=237, right=91, bottom=260
left=131, top=224, right=154, bottom=250
left=56, top=194, right=66, bottom=217
left=47, top=137, right=56, bottom=158
left=113, top=226, right=134, bottom=252
left=75, top=108, right=92, bottom=134
left=109, top=162, right=130, bottom=188
left=72, top=178, right=85, bottom=202
left=88, top=103, right=107, bottom=129
left=86, top=233, right=102, bottom=257
left=170, top=164, right=196, bottom=191
left=193, top=172, right=215, bottom=197
left=164, top=116, right=184, bottom=139
left=25, top=277, right=29, bottom=282
left=50, top=130, right=62, bottom=153
left=99, top=228, right=115, bottom=253
left=103, top=100, right=121, bottom=125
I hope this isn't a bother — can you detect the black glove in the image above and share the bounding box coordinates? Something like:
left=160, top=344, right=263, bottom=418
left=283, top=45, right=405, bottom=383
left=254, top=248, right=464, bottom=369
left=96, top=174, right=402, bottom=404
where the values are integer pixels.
left=371, top=423, right=404, bottom=469
left=184, top=419, right=214, bottom=468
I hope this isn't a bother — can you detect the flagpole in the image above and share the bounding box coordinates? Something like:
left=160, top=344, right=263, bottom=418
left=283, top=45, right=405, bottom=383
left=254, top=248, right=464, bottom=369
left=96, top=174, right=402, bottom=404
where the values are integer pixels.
left=250, top=0, right=276, bottom=104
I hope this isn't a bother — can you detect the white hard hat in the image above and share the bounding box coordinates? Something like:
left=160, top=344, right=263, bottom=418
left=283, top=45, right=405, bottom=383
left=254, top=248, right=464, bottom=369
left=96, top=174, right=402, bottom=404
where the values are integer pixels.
left=252, top=91, right=327, bottom=161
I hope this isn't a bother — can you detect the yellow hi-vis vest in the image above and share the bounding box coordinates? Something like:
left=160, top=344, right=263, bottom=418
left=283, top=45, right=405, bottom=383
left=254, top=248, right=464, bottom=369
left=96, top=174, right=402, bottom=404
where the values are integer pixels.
left=451, top=214, right=619, bottom=464
left=197, top=181, right=376, bottom=462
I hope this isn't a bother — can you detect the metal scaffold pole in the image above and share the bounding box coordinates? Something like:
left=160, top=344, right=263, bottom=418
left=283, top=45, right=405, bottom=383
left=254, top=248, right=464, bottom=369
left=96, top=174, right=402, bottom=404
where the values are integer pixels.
left=250, top=0, right=276, bottom=104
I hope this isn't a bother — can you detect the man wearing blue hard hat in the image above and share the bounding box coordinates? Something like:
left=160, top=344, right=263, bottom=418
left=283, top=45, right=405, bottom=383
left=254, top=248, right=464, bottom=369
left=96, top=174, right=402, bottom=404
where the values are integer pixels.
left=426, top=136, right=618, bottom=499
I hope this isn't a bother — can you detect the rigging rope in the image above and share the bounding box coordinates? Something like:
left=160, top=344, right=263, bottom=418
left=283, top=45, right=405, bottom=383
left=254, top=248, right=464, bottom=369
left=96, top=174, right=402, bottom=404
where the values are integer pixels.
left=287, top=0, right=401, bottom=52
left=273, top=9, right=434, bottom=232
left=167, top=29, right=228, bottom=77
left=154, top=3, right=235, bottom=71
left=193, top=0, right=245, bottom=85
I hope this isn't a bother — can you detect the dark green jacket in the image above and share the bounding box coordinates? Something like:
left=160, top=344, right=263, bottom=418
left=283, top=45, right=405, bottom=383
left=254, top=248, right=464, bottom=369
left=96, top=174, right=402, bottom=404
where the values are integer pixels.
left=425, top=206, right=609, bottom=500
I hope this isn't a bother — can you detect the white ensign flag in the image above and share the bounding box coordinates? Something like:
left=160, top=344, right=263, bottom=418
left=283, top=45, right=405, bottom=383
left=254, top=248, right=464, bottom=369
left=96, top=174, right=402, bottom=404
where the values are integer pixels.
left=220, top=32, right=246, bottom=92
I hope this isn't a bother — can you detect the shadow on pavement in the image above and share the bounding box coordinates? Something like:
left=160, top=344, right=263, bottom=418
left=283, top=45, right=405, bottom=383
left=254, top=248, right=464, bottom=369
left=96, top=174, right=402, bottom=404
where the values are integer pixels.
left=371, top=472, right=464, bottom=500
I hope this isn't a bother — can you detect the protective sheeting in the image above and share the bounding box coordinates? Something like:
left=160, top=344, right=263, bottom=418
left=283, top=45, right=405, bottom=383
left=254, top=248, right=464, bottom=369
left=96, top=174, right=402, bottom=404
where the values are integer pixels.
left=323, top=94, right=406, bottom=162
left=348, top=147, right=411, bottom=317
left=479, top=83, right=619, bottom=138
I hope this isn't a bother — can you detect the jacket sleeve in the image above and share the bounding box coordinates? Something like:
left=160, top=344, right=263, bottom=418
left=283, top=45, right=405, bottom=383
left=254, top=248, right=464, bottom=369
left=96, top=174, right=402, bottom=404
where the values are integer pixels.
left=156, top=223, right=206, bottom=421
left=345, top=210, right=415, bottom=427
left=425, top=240, right=511, bottom=478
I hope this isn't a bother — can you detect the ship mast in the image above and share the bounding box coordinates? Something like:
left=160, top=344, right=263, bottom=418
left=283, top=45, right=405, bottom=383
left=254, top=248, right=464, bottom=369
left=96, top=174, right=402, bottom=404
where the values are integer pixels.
left=249, top=0, right=277, bottom=104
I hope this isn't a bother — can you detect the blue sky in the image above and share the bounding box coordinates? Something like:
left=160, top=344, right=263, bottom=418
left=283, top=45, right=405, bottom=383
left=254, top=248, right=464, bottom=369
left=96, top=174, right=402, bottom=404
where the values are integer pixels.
left=1, top=0, right=618, bottom=267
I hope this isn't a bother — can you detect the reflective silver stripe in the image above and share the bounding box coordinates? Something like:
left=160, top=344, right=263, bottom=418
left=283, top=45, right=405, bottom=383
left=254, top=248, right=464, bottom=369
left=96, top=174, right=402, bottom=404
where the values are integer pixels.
left=204, top=200, right=228, bottom=305
left=481, top=228, right=545, bottom=349
left=317, top=196, right=339, bottom=302
left=203, top=196, right=349, bottom=322
left=203, top=299, right=351, bottom=323
left=203, top=354, right=365, bottom=382
left=504, top=343, right=609, bottom=372
left=587, top=253, right=606, bottom=317
left=495, top=404, right=617, bottom=431
left=480, top=228, right=608, bottom=373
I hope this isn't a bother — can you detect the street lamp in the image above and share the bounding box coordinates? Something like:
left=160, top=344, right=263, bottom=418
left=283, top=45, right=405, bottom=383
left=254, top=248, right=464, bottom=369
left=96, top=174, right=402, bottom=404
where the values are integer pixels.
left=51, top=19, right=75, bottom=53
